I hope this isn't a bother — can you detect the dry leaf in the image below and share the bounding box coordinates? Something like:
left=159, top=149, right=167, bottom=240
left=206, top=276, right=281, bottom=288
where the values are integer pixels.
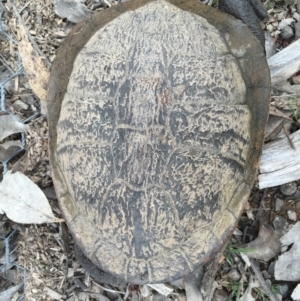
left=0, top=141, right=23, bottom=162
left=269, top=105, right=293, bottom=120
left=239, top=224, right=281, bottom=262
left=52, top=0, right=92, bottom=23
left=0, top=171, right=64, bottom=224
left=18, top=26, right=50, bottom=101
left=0, top=283, right=23, bottom=301
left=275, top=222, right=300, bottom=281
left=0, top=114, right=29, bottom=141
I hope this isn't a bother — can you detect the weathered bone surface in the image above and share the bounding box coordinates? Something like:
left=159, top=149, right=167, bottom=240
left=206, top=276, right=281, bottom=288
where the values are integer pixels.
left=48, top=0, right=270, bottom=284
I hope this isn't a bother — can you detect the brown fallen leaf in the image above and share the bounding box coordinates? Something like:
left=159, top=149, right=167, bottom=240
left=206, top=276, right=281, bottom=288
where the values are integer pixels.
left=0, top=113, right=29, bottom=141
left=239, top=224, right=282, bottom=262
left=18, top=26, right=50, bottom=102
left=0, top=141, right=23, bottom=162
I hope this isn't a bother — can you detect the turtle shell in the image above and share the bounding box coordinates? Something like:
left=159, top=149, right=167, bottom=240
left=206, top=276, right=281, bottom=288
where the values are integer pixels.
left=48, top=0, right=270, bottom=284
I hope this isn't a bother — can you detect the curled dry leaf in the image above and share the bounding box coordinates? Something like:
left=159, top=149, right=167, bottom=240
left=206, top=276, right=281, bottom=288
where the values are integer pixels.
left=0, top=114, right=29, bottom=141
left=52, top=0, right=92, bottom=23
left=275, top=222, right=300, bottom=281
left=239, top=224, right=281, bottom=262
left=18, top=26, right=50, bottom=102
left=0, top=171, right=64, bottom=224
left=0, top=141, right=23, bottom=162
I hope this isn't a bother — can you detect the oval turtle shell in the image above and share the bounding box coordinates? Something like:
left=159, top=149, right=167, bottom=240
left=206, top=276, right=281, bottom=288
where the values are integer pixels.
left=48, top=0, right=270, bottom=284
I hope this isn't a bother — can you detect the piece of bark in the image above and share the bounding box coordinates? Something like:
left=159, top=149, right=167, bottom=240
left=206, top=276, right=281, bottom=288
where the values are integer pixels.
left=258, top=130, right=300, bottom=189
left=268, top=39, right=300, bottom=85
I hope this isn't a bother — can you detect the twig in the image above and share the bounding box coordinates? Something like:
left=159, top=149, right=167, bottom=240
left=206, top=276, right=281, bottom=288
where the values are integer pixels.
left=249, top=258, right=280, bottom=301
left=9, top=0, right=51, bottom=68
left=93, top=282, right=126, bottom=295
left=282, top=122, right=295, bottom=149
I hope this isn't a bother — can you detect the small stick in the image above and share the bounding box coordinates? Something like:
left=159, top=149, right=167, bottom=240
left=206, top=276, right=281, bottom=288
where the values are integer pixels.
left=249, top=258, right=280, bottom=301
left=282, top=122, right=295, bottom=149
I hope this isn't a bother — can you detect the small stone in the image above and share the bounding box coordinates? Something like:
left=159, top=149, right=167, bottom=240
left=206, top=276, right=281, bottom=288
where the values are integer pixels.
left=14, top=99, right=29, bottom=110
left=262, top=270, right=271, bottom=279
left=32, top=289, right=38, bottom=294
left=288, top=210, right=297, bottom=221
left=273, top=216, right=289, bottom=237
left=42, top=187, right=57, bottom=199
left=268, top=261, right=275, bottom=277
left=292, top=283, right=300, bottom=300
left=20, top=94, right=35, bottom=105
left=84, top=273, right=90, bottom=287
left=294, top=12, right=300, bottom=22
left=67, top=268, right=74, bottom=278
left=228, top=268, right=240, bottom=281
left=294, top=188, right=300, bottom=198
left=277, top=11, right=287, bottom=21
left=268, top=16, right=277, bottom=22
left=31, top=104, right=37, bottom=112
left=280, top=182, right=297, bottom=196
left=271, top=30, right=281, bottom=37
left=214, top=289, right=228, bottom=301
left=275, top=198, right=284, bottom=211
left=266, top=24, right=274, bottom=32
left=280, top=25, right=294, bottom=39
left=292, top=75, right=300, bottom=84
left=141, top=285, right=151, bottom=298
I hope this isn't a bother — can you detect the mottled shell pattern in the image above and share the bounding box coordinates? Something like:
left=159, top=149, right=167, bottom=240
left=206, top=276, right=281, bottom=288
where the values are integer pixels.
left=48, top=0, right=270, bottom=284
